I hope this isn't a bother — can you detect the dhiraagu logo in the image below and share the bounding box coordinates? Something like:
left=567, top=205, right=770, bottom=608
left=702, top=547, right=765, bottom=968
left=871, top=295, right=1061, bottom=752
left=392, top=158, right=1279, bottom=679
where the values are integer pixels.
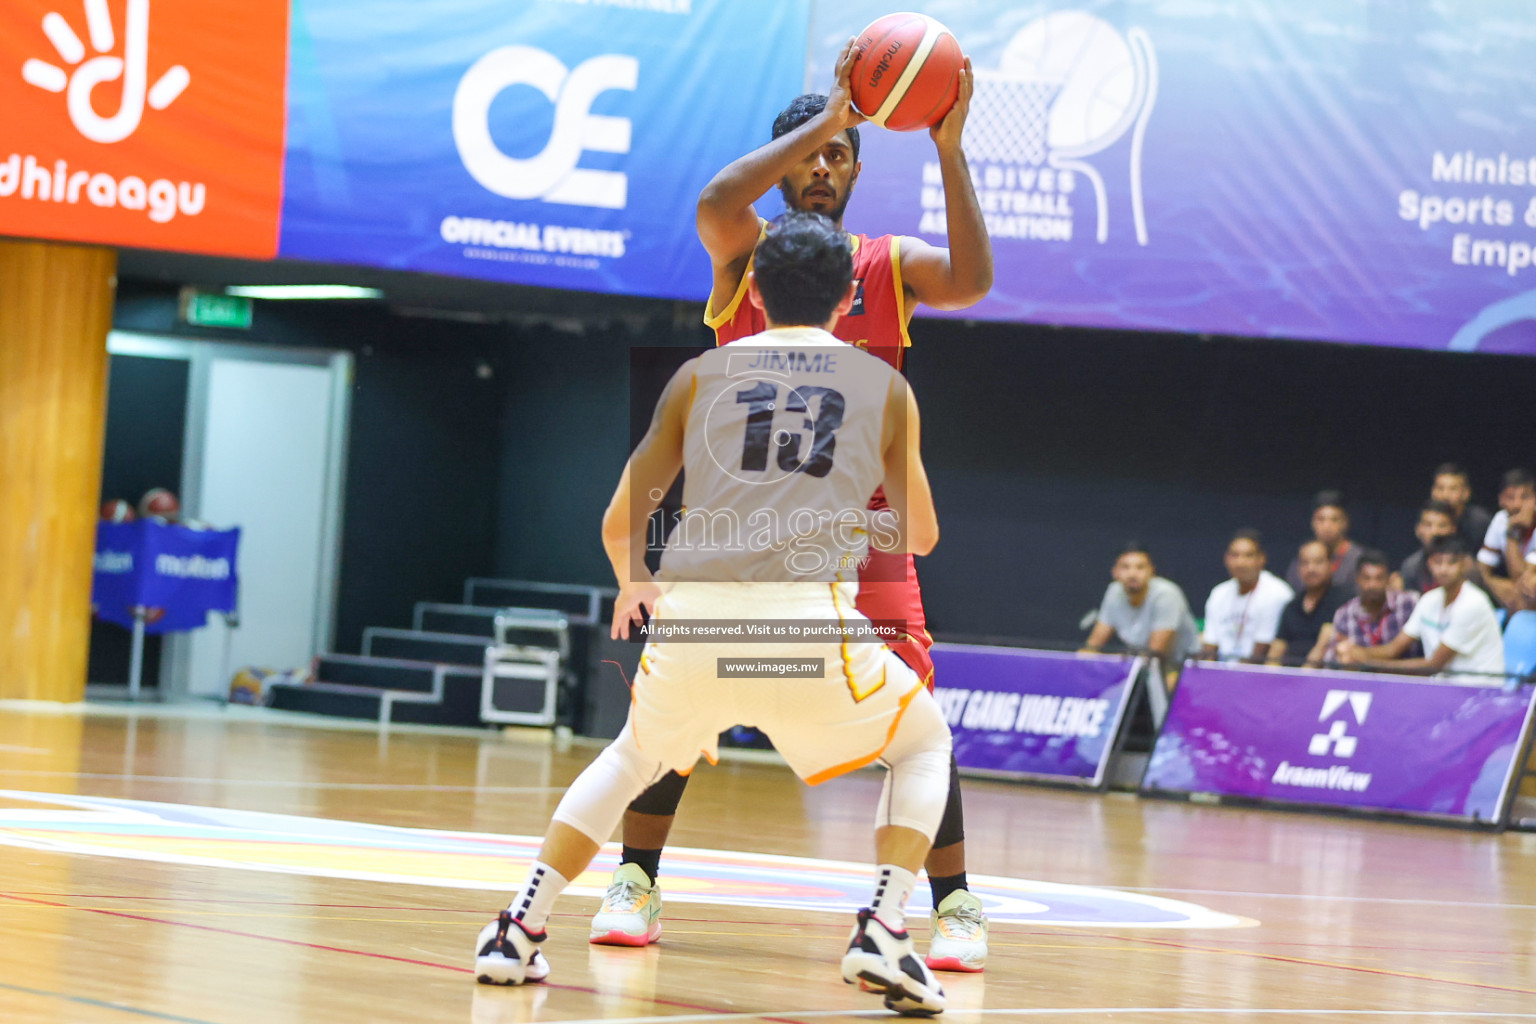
left=452, top=45, right=638, bottom=209
left=21, top=0, right=189, bottom=144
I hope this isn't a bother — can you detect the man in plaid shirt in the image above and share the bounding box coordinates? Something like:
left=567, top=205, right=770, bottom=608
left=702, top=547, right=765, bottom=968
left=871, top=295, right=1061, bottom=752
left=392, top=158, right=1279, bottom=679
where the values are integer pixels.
left=1325, top=550, right=1420, bottom=664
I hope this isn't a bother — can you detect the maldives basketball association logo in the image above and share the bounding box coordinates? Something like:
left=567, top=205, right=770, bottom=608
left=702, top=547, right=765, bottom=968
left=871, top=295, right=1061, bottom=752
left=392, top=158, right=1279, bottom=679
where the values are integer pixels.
left=955, top=10, right=1157, bottom=246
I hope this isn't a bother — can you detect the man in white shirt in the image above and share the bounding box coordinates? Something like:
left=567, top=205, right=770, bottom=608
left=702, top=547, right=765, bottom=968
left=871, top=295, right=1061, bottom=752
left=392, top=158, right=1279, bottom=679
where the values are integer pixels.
left=1338, top=534, right=1505, bottom=679
left=1201, top=529, right=1295, bottom=663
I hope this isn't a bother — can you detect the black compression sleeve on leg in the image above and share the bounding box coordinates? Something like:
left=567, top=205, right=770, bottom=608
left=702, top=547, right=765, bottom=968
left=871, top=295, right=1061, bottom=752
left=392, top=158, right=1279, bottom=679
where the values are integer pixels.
left=626, top=768, right=691, bottom=816
left=931, top=752, right=966, bottom=850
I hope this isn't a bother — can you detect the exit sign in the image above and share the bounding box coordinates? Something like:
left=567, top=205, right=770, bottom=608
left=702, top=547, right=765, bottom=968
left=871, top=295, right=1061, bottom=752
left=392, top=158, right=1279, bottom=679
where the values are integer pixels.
left=178, top=288, right=253, bottom=330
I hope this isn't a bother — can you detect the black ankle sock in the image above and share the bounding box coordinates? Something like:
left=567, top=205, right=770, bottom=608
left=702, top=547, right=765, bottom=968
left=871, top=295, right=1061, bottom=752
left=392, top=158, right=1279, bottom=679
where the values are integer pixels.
left=929, top=871, right=967, bottom=907
left=621, top=846, right=662, bottom=885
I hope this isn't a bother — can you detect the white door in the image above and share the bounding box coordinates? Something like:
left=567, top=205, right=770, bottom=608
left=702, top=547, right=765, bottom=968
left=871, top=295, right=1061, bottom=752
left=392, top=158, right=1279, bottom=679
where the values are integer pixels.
left=181, top=359, right=338, bottom=697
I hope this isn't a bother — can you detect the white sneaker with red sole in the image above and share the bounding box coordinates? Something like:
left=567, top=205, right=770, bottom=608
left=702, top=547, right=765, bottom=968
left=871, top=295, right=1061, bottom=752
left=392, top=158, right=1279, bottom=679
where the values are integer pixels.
left=926, top=890, right=988, bottom=973
left=589, top=863, right=663, bottom=946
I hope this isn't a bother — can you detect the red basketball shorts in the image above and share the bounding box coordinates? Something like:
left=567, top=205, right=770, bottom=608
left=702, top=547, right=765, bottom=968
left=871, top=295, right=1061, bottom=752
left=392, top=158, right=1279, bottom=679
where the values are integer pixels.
left=856, top=549, right=934, bottom=690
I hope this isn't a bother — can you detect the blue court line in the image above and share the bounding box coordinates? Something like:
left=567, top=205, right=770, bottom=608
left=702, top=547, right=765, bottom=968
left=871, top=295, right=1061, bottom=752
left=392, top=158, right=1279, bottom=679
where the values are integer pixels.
left=0, top=980, right=222, bottom=1024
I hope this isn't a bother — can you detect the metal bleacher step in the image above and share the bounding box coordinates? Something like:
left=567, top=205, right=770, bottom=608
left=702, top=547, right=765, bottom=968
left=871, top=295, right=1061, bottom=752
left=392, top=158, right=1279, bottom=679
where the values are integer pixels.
left=266, top=653, right=483, bottom=727
left=413, top=603, right=499, bottom=638
left=361, top=628, right=490, bottom=667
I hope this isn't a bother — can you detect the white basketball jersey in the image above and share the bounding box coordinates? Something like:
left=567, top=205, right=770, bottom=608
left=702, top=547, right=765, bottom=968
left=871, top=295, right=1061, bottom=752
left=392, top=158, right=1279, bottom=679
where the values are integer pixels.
left=658, top=327, right=900, bottom=583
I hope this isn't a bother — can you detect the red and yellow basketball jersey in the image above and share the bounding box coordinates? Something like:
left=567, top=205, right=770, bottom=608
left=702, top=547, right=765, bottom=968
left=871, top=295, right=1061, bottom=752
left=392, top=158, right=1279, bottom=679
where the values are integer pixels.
left=704, top=228, right=912, bottom=371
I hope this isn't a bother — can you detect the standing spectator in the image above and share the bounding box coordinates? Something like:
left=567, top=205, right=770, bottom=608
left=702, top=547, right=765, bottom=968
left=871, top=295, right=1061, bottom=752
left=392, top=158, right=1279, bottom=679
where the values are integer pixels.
left=1480, top=469, right=1535, bottom=605
left=1431, top=463, right=1493, bottom=552
left=1326, top=550, right=1419, bottom=663
left=1201, top=529, right=1294, bottom=663
left=1080, top=543, right=1200, bottom=688
left=1338, top=535, right=1505, bottom=678
left=1392, top=500, right=1458, bottom=594
left=1269, top=541, right=1348, bottom=667
left=1284, top=490, right=1361, bottom=599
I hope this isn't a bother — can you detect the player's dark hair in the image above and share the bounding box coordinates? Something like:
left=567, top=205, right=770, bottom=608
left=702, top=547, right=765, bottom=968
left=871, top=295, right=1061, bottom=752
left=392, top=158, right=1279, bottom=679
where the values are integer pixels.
left=1229, top=528, right=1264, bottom=553
left=1118, top=541, right=1153, bottom=563
left=1427, top=533, right=1469, bottom=559
left=1433, top=462, right=1469, bottom=484
left=1501, top=468, right=1535, bottom=492
left=753, top=211, right=854, bottom=326
left=1312, top=489, right=1347, bottom=513
left=1421, top=499, right=1456, bottom=521
left=772, top=93, right=861, bottom=163
left=1356, top=548, right=1391, bottom=574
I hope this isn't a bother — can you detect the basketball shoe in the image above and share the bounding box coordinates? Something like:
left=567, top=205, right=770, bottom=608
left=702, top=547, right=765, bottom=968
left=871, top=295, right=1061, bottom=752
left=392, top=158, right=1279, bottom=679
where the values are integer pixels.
left=841, top=907, right=946, bottom=1016
left=474, top=910, right=550, bottom=985
left=925, top=890, right=988, bottom=972
left=589, top=863, right=663, bottom=946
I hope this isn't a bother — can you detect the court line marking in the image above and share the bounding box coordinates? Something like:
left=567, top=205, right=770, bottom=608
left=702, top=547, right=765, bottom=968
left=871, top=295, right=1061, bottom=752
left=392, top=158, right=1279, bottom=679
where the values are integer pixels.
left=0, top=770, right=566, bottom=792
left=0, top=892, right=806, bottom=1024
left=1126, top=886, right=1536, bottom=911
left=0, top=979, right=222, bottom=1024
left=2, top=892, right=1532, bottom=960
left=1103, top=932, right=1536, bottom=998
left=537, top=1014, right=1536, bottom=1023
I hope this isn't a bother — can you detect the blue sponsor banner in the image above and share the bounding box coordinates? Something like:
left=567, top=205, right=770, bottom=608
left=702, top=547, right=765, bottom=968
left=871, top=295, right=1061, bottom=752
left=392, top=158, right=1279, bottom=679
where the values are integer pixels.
left=808, top=1, right=1536, bottom=353
left=93, top=520, right=240, bottom=633
left=931, top=646, right=1140, bottom=786
left=1142, top=663, right=1536, bottom=824
left=280, top=0, right=809, bottom=299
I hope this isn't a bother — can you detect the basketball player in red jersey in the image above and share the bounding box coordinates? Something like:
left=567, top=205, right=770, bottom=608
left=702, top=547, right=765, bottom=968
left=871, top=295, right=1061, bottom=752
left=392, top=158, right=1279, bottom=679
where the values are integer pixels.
left=588, top=39, right=996, bottom=972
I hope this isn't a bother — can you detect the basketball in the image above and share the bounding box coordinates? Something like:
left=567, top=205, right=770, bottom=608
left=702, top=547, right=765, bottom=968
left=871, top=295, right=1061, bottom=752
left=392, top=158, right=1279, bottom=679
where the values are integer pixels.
left=850, top=13, right=963, bottom=132
left=101, top=498, right=136, bottom=523
left=139, top=487, right=181, bottom=521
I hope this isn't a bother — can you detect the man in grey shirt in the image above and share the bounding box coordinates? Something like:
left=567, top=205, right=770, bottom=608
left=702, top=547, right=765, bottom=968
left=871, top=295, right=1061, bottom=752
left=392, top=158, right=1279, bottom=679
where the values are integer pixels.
left=1081, top=543, right=1200, bottom=689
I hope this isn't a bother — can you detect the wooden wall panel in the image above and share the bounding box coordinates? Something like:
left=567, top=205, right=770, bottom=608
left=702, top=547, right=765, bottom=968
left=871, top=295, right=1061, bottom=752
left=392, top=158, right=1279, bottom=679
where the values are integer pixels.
left=0, top=239, right=116, bottom=702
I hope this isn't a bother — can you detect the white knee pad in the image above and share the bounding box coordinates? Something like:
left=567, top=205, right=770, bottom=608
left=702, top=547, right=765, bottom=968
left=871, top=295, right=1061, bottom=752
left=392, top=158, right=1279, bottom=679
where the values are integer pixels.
left=551, top=725, right=667, bottom=844
left=877, top=688, right=953, bottom=841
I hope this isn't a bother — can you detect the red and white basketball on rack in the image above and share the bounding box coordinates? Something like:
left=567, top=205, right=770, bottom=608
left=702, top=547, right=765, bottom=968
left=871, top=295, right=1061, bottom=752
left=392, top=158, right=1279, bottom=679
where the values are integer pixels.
left=849, top=13, right=963, bottom=132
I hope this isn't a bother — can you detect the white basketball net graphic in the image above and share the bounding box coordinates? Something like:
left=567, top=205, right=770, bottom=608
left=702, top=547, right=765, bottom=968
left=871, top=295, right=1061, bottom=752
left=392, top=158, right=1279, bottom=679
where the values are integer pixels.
left=962, top=72, right=1063, bottom=167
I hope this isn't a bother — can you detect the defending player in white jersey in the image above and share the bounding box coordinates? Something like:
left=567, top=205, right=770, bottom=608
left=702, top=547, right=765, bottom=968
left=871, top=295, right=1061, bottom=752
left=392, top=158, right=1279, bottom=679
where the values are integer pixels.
left=473, top=211, right=953, bottom=1015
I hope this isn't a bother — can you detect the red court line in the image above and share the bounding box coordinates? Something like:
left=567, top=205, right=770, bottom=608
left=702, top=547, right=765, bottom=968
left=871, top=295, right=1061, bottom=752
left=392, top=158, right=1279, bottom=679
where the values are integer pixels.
left=0, top=893, right=813, bottom=1024
left=5, top=892, right=1531, bottom=959
left=1107, top=931, right=1536, bottom=998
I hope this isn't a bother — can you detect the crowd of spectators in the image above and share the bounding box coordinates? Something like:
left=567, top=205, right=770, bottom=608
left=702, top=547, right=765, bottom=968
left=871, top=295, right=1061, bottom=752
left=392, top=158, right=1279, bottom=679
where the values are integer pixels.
left=1083, top=464, right=1534, bottom=685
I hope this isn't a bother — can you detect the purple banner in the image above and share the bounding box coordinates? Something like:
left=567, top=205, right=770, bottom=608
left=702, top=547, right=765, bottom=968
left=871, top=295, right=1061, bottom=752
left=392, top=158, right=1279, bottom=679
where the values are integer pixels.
left=93, top=520, right=241, bottom=633
left=1143, top=664, right=1536, bottom=824
left=932, top=646, right=1140, bottom=786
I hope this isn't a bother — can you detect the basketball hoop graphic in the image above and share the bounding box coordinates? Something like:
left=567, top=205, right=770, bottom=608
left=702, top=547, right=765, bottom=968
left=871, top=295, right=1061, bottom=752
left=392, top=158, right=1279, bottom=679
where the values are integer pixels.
left=964, top=12, right=1157, bottom=245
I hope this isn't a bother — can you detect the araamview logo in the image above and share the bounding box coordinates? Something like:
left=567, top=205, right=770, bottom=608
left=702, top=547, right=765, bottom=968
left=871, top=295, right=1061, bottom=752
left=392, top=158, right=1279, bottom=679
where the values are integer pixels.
left=21, top=0, right=189, bottom=144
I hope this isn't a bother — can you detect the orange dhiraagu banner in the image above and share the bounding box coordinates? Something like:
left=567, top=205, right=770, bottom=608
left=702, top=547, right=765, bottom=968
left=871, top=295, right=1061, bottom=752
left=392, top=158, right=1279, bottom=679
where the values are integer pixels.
left=0, top=0, right=288, bottom=258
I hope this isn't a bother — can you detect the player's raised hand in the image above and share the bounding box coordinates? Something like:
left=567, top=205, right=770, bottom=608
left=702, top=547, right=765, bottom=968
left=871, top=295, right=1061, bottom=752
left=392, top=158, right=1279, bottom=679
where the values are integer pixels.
left=931, top=56, right=973, bottom=151
left=829, top=37, right=869, bottom=130
left=612, top=581, right=662, bottom=640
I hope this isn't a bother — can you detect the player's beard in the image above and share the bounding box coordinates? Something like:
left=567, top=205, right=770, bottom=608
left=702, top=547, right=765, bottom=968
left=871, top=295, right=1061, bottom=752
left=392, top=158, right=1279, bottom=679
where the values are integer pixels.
left=782, top=179, right=852, bottom=224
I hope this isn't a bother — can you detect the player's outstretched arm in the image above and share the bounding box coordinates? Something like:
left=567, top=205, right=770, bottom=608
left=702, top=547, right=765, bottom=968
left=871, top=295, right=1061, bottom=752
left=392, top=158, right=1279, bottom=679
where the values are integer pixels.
left=696, top=38, right=867, bottom=268
left=899, top=58, right=993, bottom=312
left=877, top=375, right=938, bottom=557
left=602, top=359, right=695, bottom=638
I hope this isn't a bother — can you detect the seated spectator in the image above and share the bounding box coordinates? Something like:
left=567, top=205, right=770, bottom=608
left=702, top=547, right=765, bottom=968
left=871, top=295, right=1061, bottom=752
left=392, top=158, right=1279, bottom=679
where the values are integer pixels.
left=1481, top=470, right=1535, bottom=607
left=1269, top=541, right=1348, bottom=667
left=1431, top=462, right=1493, bottom=552
left=1201, top=529, right=1294, bottom=663
left=1338, top=535, right=1505, bottom=679
left=1080, top=543, right=1199, bottom=688
left=1284, top=490, right=1361, bottom=599
left=1392, top=500, right=1458, bottom=594
left=1326, top=549, right=1419, bottom=664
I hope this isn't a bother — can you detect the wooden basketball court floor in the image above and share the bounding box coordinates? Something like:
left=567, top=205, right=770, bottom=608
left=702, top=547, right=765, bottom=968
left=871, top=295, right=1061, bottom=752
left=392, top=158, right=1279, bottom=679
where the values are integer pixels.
left=1, top=702, right=1533, bottom=1023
